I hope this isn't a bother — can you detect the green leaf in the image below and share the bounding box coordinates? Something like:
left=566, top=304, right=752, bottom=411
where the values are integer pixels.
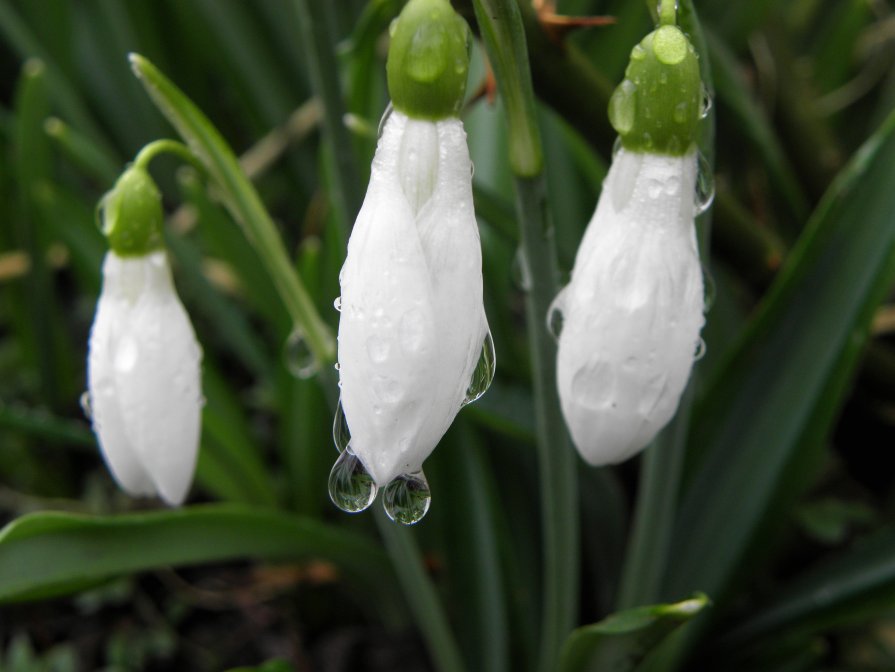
left=559, top=594, right=710, bottom=672
left=667, top=108, right=895, bottom=604
left=0, top=505, right=396, bottom=605
left=718, top=527, right=895, bottom=650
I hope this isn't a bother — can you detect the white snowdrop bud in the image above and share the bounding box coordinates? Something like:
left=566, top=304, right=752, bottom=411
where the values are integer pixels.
left=551, top=148, right=705, bottom=465
left=331, top=109, right=493, bottom=524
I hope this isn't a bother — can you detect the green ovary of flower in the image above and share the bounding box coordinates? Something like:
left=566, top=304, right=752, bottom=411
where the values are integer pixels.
left=101, top=166, right=165, bottom=257
left=608, top=24, right=702, bottom=156
left=386, top=0, right=470, bottom=120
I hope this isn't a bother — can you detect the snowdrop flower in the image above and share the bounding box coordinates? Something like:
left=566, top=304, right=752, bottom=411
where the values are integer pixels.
left=329, top=0, right=492, bottom=524
left=87, top=166, right=202, bottom=506
left=551, top=13, right=710, bottom=466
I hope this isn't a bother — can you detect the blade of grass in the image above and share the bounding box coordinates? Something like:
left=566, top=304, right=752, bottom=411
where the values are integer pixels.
left=668, top=107, right=895, bottom=608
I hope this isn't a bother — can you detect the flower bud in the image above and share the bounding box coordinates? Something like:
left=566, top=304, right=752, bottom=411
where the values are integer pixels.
left=386, top=0, right=470, bottom=120
left=100, top=166, right=165, bottom=256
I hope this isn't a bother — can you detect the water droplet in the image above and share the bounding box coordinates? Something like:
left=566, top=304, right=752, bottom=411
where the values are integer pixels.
left=283, top=328, right=319, bottom=379
left=383, top=471, right=431, bottom=525
left=79, top=391, right=92, bottom=420
left=694, top=153, right=715, bottom=215
left=333, top=398, right=351, bottom=453
left=377, top=101, right=394, bottom=139
left=693, top=337, right=707, bottom=361
left=631, top=44, right=646, bottom=61
left=608, top=79, right=637, bottom=135
left=665, top=175, right=681, bottom=195
left=511, top=247, right=532, bottom=291
left=366, top=336, right=390, bottom=363
left=659, top=72, right=668, bottom=85
left=114, top=337, right=138, bottom=373
left=333, top=296, right=342, bottom=312
left=388, top=19, right=398, bottom=38
left=470, top=161, right=475, bottom=179
left=673, top=101, right=689, bottom=124
left=372, top=375, right=403, bottom=404
left=700, top=84, right=713, bottom=120
left=547, top=293, right=565, bottom=341
left=702, top=266, right=716, bottom=312
left=647, top=179, right=663, bottom=199
left=612, top=136, right=623, bottom=158
left=571, top=361, right=614, bottom=409
left=642, top=131, right=653, bottom=149
left=462, top=331, right=496, bottom=407
left=328, top=449, right=377, bottom=513
left=399, top=308, right=427, bottom=354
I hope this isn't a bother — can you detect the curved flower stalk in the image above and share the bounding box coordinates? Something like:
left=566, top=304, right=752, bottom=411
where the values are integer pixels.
left=87, top=165, right=202, bottom=506
left=330, top=0, right=493, bottom=525
left=551, top=10, right=710, bottom=466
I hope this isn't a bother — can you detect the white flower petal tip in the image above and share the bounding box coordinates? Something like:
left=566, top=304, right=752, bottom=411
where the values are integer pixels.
left=87, top=250, right=203, bottom=506
left=554, top=148, right=706, bottom=466
left=330, top=110, right=492, bottom=520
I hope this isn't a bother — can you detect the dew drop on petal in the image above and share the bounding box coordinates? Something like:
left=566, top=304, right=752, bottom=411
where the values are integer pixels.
left=79, top=391, right=92, bottom=420
left=693, top=337, right=707, bottom=361
left=366, top=335, right=391, bottom=363
left=700, top=83, right=713, bottom=120
left=571, top=361, right=614, bottom=410
left=399, top=308, right=427, bottom=354
left=673, top=101, right=689, bottom=124
left=333, top=296, right=342, bottom=312
left=283, top=328, right=319, bottom=379
left=608, top=79, right=637, bottom=135
left=694, top=153, right=715, bottom=215
left=328, top=448, right=377, bottom=513
left=511, top=247, right=532, bottom=292
left=470, top=160, right=475, bottom=179
left=462, top=331, right=496, bottom=407
left=547, top=292, right=565, bottom=342
left=377, top=101, right=394, bottom=139
left=333, top=397, right=351, bottom=453
left=114, top=337, right=139, bottom=373
left=382, top=470, right=431, bottom=525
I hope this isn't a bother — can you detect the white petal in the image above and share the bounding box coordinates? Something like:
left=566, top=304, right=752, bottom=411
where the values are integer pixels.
left=88, top=251, right=202, bottom=505
left=338, top=111, right=487, bottom=485
left=556, top=148, right=704, bottom=465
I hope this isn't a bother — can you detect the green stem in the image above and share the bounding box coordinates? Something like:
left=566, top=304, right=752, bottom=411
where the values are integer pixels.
left=294, top=0, right=362, bottom=241
left=133, top=138, right=205, bottom=175
left=376, top=510, right=467, bottom=672
left=659, top=0, right=677, bottom=25
left=617, top=384, right=694, bottom=609
left=472, top=2, right=579, bottom=668
left=130, top=54, right=336, bottom=368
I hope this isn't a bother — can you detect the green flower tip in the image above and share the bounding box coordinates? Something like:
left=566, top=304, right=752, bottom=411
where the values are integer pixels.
left=608, top=24, right=702, bottom=156
left=100, top=166, right=165, bottom=257
left=386, top=0, right=470, bottom=120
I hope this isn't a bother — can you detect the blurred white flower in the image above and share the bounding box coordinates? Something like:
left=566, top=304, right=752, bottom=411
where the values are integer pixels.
left=88, top=250, right=202, bottom=506
left=336, top=109, right=491, bottom=490
left=552, top=147, right=705, bottom=465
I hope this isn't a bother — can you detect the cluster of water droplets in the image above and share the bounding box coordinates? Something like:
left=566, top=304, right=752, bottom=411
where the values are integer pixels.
left=326, top=329, right=495, bottom=525
left=283, top=327, right=318, bottom=379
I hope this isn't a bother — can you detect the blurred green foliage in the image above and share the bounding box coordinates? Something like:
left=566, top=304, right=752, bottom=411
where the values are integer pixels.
left=1, top=0, right=894, bottom=670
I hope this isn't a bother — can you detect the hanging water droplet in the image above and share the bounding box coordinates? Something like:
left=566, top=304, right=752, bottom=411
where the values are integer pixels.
left=462, top=331, right=496, bottom=407
left=608, top=79, right=637, bottom=135
left=377, top=101, right=394, bottom=139
left=700, top=84, right=713, bottom=120
left=694, top=153, right=715, bottom=215
left=547, top=291, right=565, bottom=341
left=382, top=470, right=431, bottom=525
left=693, top=337, right=707, bottom=361
left=333, top=296, right=342, bottom=312
left=79, top=391, right=92, bottom=420
left=673, top=101, right=689, bottom=124
left=631, top=44, right=646, bottom=61
left=511, top=247, right=532, bottom=291
left=333, top=398, right=351, bottom=453
left=283, top=328, right=319, bottom=379
left=702, top=266, right=716, bottom=312
left=470, top=161, right=475, bottom=179
left=328, top=448, right=377, bottom=513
